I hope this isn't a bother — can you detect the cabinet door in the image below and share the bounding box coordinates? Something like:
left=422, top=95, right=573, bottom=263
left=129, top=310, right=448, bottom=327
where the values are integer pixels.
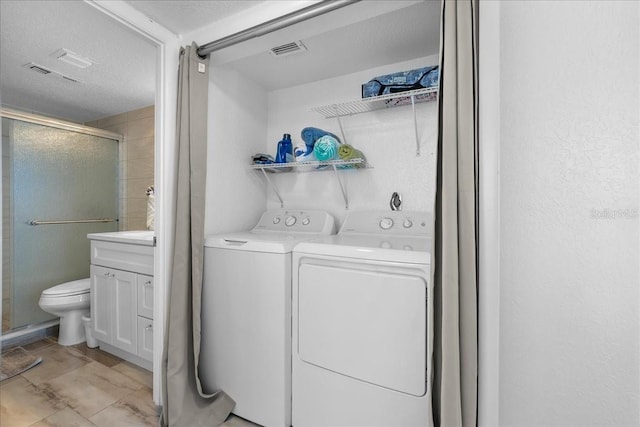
left=137, top=275, right=154, bottom=319
left=90, top=265, right=111, bottom=343
left=112, top=270, right=138, bottom=354
left=137, top=316, right=154, bottom=362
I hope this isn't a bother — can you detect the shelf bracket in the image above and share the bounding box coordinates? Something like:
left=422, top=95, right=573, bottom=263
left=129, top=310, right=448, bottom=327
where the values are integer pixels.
left=334, top=106, right=348, bottom=145
left=331, top=164, right=349, bottom=209
left=411, top=94, right=420, bottom=156
left=260, top=169, right=284, bottom=208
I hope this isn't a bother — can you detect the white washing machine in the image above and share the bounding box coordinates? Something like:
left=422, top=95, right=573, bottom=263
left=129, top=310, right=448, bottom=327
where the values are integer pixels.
left=200, top=209, right=335, bottom=427
left=292, top=210, right=434, bottom=427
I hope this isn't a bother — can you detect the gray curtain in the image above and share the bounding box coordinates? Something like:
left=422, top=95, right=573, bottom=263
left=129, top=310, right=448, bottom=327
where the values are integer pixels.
left=432, top=0, right=478, bottom=426
left=160, top=42, right=234, bottom=427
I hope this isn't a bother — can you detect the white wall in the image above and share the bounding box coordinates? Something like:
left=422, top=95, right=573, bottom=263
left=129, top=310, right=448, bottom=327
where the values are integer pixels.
left=183, top=2, right=439, bottom=231
left=495, top=1, right=639, bottom=425
left=266, top=55, right=439, bottom=225
left=205, top=65, right=268, bottom=235
left=205, top=55, right=438, bottom=232
left=186, top=1, right=314, bottom=235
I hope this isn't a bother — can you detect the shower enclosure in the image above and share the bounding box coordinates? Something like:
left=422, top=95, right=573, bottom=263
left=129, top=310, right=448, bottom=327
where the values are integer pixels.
left=1, top=109, right=120, bottom=336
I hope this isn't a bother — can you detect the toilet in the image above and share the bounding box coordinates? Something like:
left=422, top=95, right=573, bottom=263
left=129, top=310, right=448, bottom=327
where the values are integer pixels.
left=38, top=278, right=91, bottom=346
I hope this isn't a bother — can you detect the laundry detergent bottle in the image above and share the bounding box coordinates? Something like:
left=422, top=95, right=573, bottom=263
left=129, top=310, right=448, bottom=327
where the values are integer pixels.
left=275, top=133, right=293, bottom=163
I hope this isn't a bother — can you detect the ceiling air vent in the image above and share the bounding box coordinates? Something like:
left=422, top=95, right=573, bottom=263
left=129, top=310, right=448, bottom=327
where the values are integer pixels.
left=25, top=63, right=52, bottom=74
left=269, top=41, right=307, bottom=57
left=23, top=63, right=80, bottom=83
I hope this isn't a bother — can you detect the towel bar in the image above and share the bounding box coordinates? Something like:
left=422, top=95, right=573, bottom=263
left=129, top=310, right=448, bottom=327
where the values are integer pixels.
left=27, top=218, right=118, bottom=226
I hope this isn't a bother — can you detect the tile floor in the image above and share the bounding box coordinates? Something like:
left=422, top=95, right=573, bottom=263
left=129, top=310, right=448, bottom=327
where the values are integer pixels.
left=0, top=338, right=258, bottom=427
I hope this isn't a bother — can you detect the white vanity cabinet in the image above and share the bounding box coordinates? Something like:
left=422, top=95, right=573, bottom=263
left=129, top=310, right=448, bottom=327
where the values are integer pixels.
left=90, top=265, right=138, bottom=353
left=87, top=231, right=155, bottom=370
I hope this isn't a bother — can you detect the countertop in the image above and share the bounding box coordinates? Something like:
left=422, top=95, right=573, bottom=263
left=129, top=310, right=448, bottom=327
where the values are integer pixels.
left=87, top=230, right=156, bottom=246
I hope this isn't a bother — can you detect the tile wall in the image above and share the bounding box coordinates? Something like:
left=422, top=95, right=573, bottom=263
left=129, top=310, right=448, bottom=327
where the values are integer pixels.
left=85, top=106, right=155, bottom=231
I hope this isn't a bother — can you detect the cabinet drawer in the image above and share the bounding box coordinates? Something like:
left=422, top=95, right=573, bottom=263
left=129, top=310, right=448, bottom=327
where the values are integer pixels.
left=137, top=316, right=154, bottom=362
left=91, top=240, right=153, bottom=275
left=137, top=275, right=154, bottom=319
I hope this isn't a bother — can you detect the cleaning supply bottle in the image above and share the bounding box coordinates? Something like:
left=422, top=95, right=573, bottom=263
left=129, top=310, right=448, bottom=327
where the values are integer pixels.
left=275, top=133, right=293, bottom=163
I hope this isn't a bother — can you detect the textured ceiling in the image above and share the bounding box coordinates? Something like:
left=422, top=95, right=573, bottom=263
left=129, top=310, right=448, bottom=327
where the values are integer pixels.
left=125, top=0, right=266, bottom=35
left=0, top=0, right=157, bottom=123
left=125, top=0, right=441, bottom=91
left=220, top=1, right=441, bottom=91
left=0, top=0, right=440, bottom=124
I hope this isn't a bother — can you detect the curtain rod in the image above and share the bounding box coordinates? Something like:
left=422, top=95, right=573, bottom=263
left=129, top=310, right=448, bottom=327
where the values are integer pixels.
left=197, top=0, right=361, bottom=57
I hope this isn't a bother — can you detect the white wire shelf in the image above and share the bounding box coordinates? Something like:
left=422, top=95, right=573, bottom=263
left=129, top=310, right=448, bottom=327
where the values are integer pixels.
left=311, top=87, right=438, bottom=118
left=251, top=158, right=366, bottom=209
left=311, top=87, right=438, bottom=157
left=250, top=158, right=365, bottom=172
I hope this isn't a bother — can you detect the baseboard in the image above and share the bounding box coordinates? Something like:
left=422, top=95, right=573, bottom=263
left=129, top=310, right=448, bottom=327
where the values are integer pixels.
left=97, top=341, right=153, bottom=371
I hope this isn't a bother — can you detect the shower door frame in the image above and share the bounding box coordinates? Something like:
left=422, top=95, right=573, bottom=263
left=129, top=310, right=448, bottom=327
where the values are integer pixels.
left=2, top=108, right=123, bottom=142
left=1, top=107, right=123, bottom=338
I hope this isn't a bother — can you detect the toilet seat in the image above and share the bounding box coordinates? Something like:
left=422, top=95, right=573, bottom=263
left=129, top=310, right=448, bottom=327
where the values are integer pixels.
left=42, top=278, right=90, bottom=297
left=38, top=292, right=90, bottom=310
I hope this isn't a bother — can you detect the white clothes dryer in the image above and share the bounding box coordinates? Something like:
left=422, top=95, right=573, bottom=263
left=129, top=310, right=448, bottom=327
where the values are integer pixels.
left=200, top=209, right=335, bottom=427
left=292, top=210, right=434, bottom=427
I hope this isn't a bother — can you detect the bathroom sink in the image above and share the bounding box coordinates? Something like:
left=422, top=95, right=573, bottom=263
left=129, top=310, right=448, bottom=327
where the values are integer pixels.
left=87, top=230, right=155, bottom=246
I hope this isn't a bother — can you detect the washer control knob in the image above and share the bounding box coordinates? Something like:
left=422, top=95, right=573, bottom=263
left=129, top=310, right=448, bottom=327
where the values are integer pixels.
left=302, top=217, right=311, bottom=226
left=379, top=217, right=394, bottom=230
left=273, top=217, right=281, bottom=224
left=403, top=219, right=413, bottom=228
left=285, top=216, right=297, bottom=227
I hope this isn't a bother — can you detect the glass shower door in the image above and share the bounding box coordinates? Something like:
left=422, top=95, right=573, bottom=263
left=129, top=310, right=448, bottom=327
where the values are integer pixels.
left=10, top=119, right=119, bottom=329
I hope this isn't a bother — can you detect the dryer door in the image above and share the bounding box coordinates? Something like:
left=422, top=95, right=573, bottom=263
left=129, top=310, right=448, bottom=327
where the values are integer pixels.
left=297, top=261, right=427, bottom=397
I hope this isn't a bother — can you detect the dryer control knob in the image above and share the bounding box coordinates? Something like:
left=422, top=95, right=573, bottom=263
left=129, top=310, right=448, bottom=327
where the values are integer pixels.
left=379, top=217, right=394, bottom=230
left=302, top=217, right=311, bottom=226
left=285, top=215, right=297, bottom=227
left=273, top=217, right=281, bottom=224
left=403, top=219, right=413, bottom=228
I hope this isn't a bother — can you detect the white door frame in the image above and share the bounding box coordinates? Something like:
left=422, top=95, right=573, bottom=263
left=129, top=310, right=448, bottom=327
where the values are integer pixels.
left=85, top=0, right=180, bottom=406
left=478, top=1, right=501, bottom=425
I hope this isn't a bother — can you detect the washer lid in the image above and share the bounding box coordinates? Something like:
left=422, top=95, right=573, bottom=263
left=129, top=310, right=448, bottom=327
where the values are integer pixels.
left=42, top=278, right=90, bottom=296
left=204, top=231, right=324, bottom=254
left=295, top=234, right=432, bottom=264
left=204, top=209, right=336, bottom=254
